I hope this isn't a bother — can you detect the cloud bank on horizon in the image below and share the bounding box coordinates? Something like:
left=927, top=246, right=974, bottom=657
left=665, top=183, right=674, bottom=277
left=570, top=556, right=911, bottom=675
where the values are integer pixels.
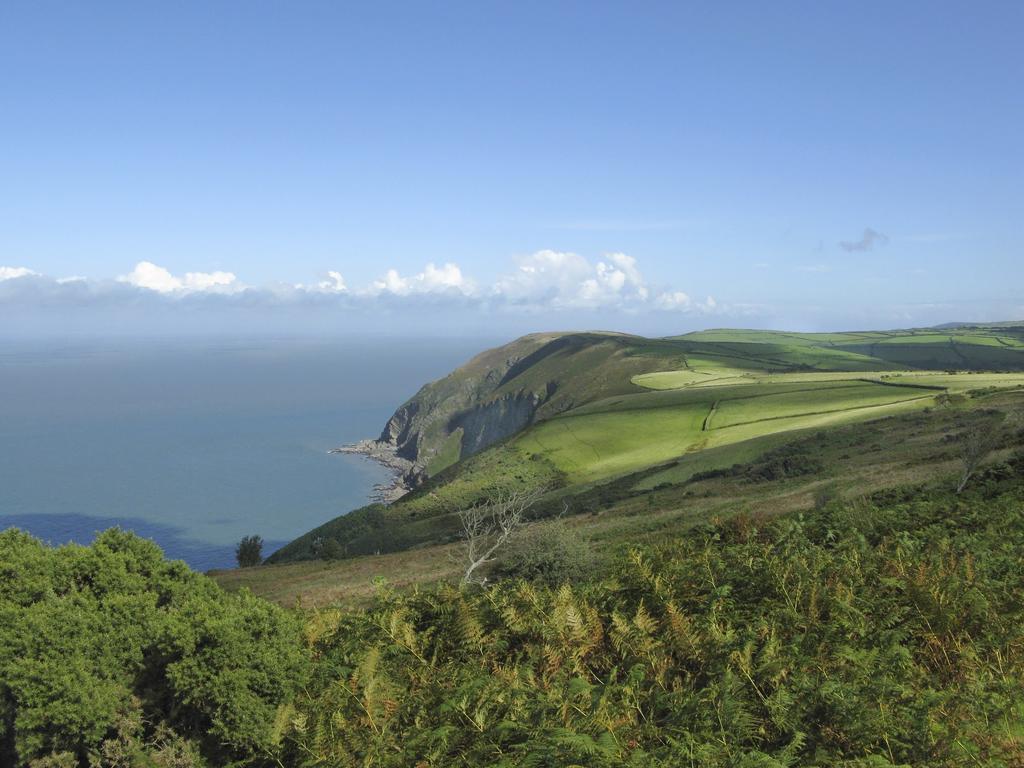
left=2, top=248, right=1018, bottom=337
left=1, top=250, right=717, bottom=314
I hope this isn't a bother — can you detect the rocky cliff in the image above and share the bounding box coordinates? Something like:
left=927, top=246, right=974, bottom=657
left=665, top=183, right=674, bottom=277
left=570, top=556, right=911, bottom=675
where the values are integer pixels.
left=350, top=331, right=686, bottom=489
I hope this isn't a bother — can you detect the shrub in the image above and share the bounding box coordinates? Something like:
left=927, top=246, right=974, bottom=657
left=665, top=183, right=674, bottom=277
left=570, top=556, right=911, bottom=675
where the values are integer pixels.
left=688, top=445, right=825, bottom=486
left=321, top=538, right=344, bottom=560
left=0, top=528, right=308, bottom=766
left=494, top=519, right=596, bottom=586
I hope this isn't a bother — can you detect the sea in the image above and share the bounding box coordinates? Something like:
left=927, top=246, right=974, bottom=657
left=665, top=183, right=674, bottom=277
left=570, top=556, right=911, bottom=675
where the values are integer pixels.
left=0, top=336, right=491, bottom=571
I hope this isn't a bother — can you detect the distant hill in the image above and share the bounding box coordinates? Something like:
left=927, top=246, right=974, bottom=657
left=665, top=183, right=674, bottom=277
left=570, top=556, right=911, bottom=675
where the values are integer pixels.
left=364, top=324, right=1024, bottom=481
left=932, top=320, right=1024, bottom=329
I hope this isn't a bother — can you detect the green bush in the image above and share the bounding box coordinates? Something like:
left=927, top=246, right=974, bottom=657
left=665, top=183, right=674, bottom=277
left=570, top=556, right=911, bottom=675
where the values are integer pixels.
left=494, top=519, right=597, bottom=586
left=689, top=444, right=826, bottom=485
left=0, top=528, right=308, bottom=767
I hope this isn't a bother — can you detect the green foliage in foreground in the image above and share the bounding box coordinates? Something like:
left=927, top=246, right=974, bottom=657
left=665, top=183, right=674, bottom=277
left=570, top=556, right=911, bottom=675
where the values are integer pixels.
left=285, top=479, right=1024, bottom=767
left=0, top=528, right=308, bottom=767
left=6, top=464, right=1024, bottom=766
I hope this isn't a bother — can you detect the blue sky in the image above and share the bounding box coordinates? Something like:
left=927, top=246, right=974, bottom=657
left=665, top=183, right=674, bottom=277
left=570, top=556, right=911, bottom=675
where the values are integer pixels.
left=1, top=1, right=1021, bottom=336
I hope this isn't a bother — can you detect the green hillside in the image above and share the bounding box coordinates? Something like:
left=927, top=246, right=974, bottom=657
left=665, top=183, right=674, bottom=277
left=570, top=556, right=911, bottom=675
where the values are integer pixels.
left=359, top=325, right=1024, bottom=489
left=267, top=323, right=1024, bottom=564
left=398, top=324, right=1024, bottom=480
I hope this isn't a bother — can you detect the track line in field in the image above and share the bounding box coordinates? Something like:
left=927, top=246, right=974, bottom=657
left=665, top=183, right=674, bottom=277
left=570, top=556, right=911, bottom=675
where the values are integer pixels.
left=702, top=401, right=718, bottom=432
left=560, top=419, right=602, bottom=462
left=948, top=337, right=971, bottom=367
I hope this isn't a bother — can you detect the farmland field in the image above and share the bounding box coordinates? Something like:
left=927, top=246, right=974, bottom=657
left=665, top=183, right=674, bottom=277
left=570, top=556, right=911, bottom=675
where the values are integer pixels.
left=515, top=403, right=709, bottom=482
left=709, top=381, right=931, bottom=429
left=516, top=379, right=939, bottom=483
left=517, top=367, right=1024, bottom=483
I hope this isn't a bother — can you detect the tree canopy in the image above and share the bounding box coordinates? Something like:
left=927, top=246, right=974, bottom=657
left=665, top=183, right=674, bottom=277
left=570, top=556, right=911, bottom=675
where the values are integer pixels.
left=0, top=528, right=308, bottom=767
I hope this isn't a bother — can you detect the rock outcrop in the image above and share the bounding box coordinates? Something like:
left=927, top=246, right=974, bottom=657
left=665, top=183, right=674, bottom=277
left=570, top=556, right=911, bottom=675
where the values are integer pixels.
left=336, top=330, right=674, bottom=499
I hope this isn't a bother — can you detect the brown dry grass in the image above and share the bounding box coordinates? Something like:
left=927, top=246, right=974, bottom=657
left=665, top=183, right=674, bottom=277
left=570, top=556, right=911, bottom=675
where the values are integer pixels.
left=211, top=542, right=461, bottom=609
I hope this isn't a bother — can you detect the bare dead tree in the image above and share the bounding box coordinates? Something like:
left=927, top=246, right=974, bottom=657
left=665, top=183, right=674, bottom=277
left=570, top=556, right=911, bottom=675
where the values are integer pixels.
left=957, top=424, right=999, bottom=494
left=457, top=487, right=544, bottom=586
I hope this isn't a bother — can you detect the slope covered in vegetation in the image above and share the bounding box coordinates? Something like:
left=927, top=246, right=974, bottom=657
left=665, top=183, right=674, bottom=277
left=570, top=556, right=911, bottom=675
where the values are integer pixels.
left=270, top=324, right=1024, bottom=564
left=373, top=325, right=1024, bottom=481
left=8, top=458, right=1024, bottom=766
left=281, top=473, right=1024, bottom=767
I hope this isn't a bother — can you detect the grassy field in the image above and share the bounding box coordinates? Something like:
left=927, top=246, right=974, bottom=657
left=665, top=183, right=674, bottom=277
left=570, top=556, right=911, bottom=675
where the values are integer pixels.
left=359, top=326, right=1024, bottom=490
left=515, top=403, right=709, bottom=481
left=709, top=381, right=929, bottom=428
left=677, top=326, right=1024, bottom=348
left=515, top=367, right=1024, bottom=484
left=211, top=542, right=462, bottom=609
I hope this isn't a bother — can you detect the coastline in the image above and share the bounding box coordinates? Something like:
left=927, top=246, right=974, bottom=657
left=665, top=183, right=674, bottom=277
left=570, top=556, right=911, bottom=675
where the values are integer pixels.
left=330, top=439, right=414, bottom=504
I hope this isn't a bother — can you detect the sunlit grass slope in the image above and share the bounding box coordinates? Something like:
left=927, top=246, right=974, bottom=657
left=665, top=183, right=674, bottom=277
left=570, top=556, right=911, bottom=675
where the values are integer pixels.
left=513, top=376, right=958, bottom=483
left=521, top=359, right=1024, bottom=484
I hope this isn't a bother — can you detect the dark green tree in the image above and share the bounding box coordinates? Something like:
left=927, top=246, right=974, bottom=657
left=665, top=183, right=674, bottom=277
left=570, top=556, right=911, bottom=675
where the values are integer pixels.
left=235, top=534, right=263, bottom=567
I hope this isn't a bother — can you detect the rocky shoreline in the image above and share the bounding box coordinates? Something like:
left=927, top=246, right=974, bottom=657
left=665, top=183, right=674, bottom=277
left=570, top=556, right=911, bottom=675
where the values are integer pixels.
left=329, top=439, right=414, bottom=504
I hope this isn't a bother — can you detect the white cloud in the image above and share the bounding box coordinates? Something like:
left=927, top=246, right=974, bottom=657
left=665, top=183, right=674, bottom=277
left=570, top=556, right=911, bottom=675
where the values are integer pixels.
left=580, top=252, right=650, bottom=305
left=494, top=250, right=710, bottom=312
left=493, top=250, right=593, bottom=306
left=183, top=270, right=237, bottom=291
left=118, top=261, right=239, bottom=293
left=0, top=266, right=38, bottom=281
left=316, top=271, right=347, bottom=293
left=655, top=291, right=692, bottom=310
left=119, top=261, right=181, bottom=292
left=839, top=228, right=889, bottom=253
left=369, top=262, right=473, bottom=296
left=654, top=291, right=718, bottom=312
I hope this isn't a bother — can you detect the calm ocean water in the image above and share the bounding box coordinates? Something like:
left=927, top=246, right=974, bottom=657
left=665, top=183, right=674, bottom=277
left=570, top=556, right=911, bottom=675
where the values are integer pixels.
left=0, top=337, right=489, bottom=571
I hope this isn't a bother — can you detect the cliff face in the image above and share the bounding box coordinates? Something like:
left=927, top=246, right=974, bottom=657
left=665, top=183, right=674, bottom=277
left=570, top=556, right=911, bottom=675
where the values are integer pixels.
left=372, top=333, right=562, bottom=477
left=380, top=401, right=420, bottom=460
left=449, top=391, right=545, bottom=459
left=366, top=331, right=683, bottom=481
